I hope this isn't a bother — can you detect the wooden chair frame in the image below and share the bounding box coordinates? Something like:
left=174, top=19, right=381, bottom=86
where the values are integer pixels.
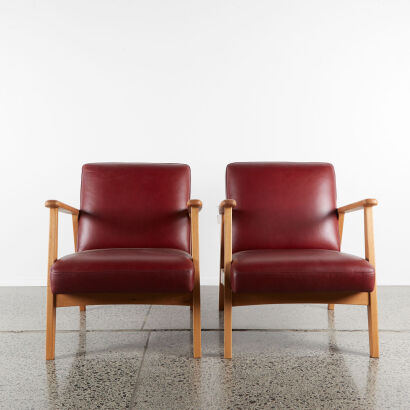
left=45, top=199, right=202, bottom=360
left=219, top=198, right=379, bottom=359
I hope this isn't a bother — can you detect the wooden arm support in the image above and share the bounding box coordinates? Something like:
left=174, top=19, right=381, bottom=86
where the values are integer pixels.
left=187, top=199, right=202, bottom=258
left=337, top=198, right=378, bottom=265
left=219, top=199, right=237, bottom=215
left=220, top=199, right=235, bottom=358
left=219, top=199, right=236, bottom=266
left=45, top=200, right=79, bottom=215
left=45, top=200, right=79, bottom=254
left=338, top=198, right=378, bottom=214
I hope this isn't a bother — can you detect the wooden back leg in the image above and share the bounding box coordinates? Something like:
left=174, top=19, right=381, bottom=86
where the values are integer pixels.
left=367, top=290, right=379, bottom=358
left=224, top=280, right=232, bottom=359
left=192, top=292, right=201, bottom=358
left=46, top=291, right=56, bottom=360
left=219, top=281, right=225, bottom=311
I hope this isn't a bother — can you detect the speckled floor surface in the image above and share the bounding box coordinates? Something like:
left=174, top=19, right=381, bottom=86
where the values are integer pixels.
left=0, top=286, right=409, bottom=409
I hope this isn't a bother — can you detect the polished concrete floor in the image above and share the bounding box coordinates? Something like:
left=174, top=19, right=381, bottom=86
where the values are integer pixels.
left=0, top=286, right=409, bottom=409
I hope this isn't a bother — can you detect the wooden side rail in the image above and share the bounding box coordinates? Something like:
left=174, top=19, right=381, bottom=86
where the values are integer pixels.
left=56, top=292, right=192, bottom=307
left=330, top=198, right=379, bottom=357
left=45, top=200, right=81, bottom=359
left=233, top=292, right=369, bottom=307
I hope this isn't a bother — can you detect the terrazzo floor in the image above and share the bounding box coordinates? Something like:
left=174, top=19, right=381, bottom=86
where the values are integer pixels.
left=0, top=286, right=409, bottom=409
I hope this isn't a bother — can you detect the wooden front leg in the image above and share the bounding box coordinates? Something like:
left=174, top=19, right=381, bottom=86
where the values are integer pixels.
left=364, top=206, right=379, bottom=358
left=223, top=207, right=233, bottom=359
left=190, top=205, right=202, bottom=358
left=46, top=208, right=58, bottom=360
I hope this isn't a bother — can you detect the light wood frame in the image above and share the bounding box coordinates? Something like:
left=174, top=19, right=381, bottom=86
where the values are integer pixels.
left=45, top=199, right=202, bottom=360
left=219, top=198, right=379, bottom=359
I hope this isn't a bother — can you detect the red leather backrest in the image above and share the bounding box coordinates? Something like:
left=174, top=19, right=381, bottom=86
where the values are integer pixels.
left=226, top=162, right=340, bottom=253
left=77, top=163, right=191, bottom=252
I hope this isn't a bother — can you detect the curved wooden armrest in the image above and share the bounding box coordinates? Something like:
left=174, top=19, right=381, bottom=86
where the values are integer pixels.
left=219, top=199, right=237, bottom=215
left=187, top=199, right=203, bottom=213
left=45, top=200, right=79, bottom=215
left=338, top=198, right=378, bottom=214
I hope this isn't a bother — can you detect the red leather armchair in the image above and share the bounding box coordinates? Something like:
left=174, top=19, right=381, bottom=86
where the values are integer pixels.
left=45, top=163, right=202, bottom=359
left=219, top=162, right=379, bottom=359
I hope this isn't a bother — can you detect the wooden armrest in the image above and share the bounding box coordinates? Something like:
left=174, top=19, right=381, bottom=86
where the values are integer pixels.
left=338, top=198, right=378, bottom=214
left=219, top=199, right=237, bottom=215
left=45, top=200, right=79, bottom=215
left=187, top=199, right=202, bottom=213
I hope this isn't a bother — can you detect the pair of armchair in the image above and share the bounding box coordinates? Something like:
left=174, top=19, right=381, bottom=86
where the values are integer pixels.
left=45, top=162, right=379, bottom=360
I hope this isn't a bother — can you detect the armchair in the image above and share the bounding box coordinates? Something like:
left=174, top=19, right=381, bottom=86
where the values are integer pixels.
left=45, top=163, right=202, bottom=359
left=219, top=162, right=379, bottom=359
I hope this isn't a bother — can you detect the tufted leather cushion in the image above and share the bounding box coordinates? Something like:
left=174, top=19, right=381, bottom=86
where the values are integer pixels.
left=226, top=162, right=340, bottom=253
left=50, top=248, right=194, bottom=294
left=231, top=249, right=375, bottom=293
left=77, top=163, right=191, bottom=252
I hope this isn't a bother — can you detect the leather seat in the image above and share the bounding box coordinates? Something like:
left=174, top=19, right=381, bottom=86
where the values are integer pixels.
left=231, top=249, right=375, bottom=293
left=51, top=248, right=194, bottom=294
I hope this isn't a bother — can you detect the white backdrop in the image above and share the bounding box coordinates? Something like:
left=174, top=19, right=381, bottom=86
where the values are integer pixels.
left=1, top=0, right=409, bottom=286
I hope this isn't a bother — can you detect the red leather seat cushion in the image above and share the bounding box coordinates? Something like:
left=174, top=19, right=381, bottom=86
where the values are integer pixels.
left=226, top=163, right=340, bottom=253
left=50, top=248, right=194, bottom=294
left=231, top=249, right=375, bottom=293
left=78, top=163, right=191, bottom=252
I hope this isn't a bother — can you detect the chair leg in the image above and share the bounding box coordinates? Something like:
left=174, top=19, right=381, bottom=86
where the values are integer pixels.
left=219, top=280, right=224, bottom=311
left=79, top=305, right=86, bottom=312
left=328, top=304, right=335, bottom=310
left=46, top=289, right=56, bottom=360
left=192, top=293, right=201, bottom=358
left=224, top=287, right=232, bottom=359
left=367, top=290, right=380, bottom=358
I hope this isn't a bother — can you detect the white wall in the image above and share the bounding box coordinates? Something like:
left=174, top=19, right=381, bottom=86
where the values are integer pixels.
left=1, top=0, right=409, bottom=286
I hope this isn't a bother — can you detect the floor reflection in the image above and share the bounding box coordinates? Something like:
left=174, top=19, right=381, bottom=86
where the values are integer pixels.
left=46, top=311, right=142, bottom=409
left=214, top=309, right=379, bottom=409
left=3, top=286, right=409, bottom=409
left=45, top=307, right=380, bottom=409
